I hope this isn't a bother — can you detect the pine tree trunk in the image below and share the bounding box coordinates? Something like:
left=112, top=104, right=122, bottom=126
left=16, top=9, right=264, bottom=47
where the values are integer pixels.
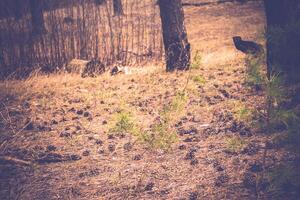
left=264, top=0, right=300, bottom=79
left=158, top=0, right=190, bottom=72
left=30, top=0, right=46, bottom=35
left=113, top=0, right=123, bottom=16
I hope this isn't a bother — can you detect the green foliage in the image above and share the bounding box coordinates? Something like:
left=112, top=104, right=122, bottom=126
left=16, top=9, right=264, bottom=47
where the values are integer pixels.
left=228, top=100, right=253, bottom=123
left=225, top=136, right=247, bottom=153
left=269, top=109, right=298, bottom=130
left=108, top=92, right=188, bottom=150
left=244, top=54, right=265, bottom=88
left=191, top=50, right=202, bottom=70
left=141, top=122, right=178, bottom=150
left=162, top=91, right=188, bottom=123
left=109, top=110, right=140, bottom=136
left=142, top=91, right=187, bottom=150
left=192, top=75, right=206, bottom=86
left=265, top=73, right=286, bottom=105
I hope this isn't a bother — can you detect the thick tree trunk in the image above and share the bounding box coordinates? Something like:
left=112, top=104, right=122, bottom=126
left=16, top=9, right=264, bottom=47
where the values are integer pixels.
left=113, top=0, right=123, bottom=16
left=13, top=0, right=22, bottom=20
left=95, top=0, right=106, bottom=5
left=264, top=0, right=300, bottom=79
left=158, top=0, right=190, bottom=71
left=30, top=0, right=46, bottom=35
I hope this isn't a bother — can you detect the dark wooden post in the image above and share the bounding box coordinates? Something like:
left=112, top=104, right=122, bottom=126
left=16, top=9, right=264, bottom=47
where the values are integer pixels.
left=158, top=0, right=190, bottom=71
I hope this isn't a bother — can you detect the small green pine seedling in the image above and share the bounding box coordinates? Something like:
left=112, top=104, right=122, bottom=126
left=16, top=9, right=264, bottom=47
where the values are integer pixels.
left=192, top=75, right=206, bottom=86
left=225, top=136, right=247, bottom=153
left=109, top=110, right=140, bottom=136
left=141, top=122, right=178, bottom=150
left=191, top=50, right=202, bottom=70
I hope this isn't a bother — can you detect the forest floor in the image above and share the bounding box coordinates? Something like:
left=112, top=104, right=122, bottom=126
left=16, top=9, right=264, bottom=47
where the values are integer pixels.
left=0, top=1, right=291, bottom=199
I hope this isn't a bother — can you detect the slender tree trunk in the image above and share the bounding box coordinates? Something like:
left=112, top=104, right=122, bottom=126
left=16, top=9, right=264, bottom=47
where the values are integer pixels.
left=30, top=0, right=46, bottom=35
left=158, top=0, right=190, bottom=72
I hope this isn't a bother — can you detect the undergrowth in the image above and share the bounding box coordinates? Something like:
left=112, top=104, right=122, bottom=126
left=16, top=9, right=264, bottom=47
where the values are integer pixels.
left=225, top=136, right=247, bottom=153
left=109, top=91, right=188, bottom=150
left=244, top=39, right=300, bottom=198
left=142, top=91, right=187, bottom=150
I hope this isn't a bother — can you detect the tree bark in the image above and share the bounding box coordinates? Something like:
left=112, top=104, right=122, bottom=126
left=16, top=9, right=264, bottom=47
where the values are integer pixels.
left=95, top=0, right=106, bottom=5
left=30, top=0, right=46, bottom=35
left=158, top=0, right=190, bottom=71
left=264, top=0, right=300, bottom=79
left=113, top=0, right=123, bottom=16
left=13, top=0, right=22, bottom=20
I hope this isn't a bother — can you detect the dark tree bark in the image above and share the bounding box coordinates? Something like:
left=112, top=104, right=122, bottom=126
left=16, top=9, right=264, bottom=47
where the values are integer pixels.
left=30, top=0, right=46, bottom=35
left=158, top=0, right=190, bottom=71
left=13, top=0, right=22, bottom=20
left=113, top=0, right=123, bottom=16
left=95, top=0, right=106, bottom=5
left=264, top=0, right=300, bottom=79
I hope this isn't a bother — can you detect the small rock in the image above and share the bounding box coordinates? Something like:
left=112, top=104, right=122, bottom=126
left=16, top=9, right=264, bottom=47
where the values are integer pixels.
left=102, top=120, right=108, bottom=125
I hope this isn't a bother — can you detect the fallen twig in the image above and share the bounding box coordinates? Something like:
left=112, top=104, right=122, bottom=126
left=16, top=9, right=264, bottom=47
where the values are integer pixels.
left=0, top=156, right=32, bottom=166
